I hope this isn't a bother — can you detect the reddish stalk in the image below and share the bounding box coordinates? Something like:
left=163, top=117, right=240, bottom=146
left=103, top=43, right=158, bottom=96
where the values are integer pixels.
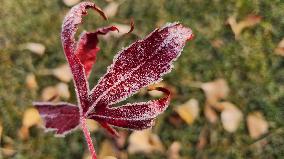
left=80, top=117, right=97, bottom=159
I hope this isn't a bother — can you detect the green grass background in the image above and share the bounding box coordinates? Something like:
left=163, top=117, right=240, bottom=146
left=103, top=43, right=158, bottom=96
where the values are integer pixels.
left=1, top=0, right=284, bottom=158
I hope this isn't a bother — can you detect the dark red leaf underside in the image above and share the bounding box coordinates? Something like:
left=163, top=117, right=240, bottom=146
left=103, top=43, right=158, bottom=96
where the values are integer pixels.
left=76, top=26, right=119, bottom=78
left=34, top=102, right=80, bottom=136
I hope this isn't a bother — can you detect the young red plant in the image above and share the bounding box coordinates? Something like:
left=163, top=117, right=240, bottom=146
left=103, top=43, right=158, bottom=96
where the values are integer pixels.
left=33, top=1, right=193, bottom=159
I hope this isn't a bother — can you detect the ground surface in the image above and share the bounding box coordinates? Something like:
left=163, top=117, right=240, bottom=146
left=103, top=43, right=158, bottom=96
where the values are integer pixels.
left=0, top=0, right=284, bottom=158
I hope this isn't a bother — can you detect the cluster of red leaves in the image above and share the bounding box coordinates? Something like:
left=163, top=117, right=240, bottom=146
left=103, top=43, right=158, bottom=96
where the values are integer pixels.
left=33, top=1, right=192, bottom=155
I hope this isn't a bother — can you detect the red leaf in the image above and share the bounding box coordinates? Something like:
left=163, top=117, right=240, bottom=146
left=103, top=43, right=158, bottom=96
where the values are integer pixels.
left=87, top=22, right=192, bottom=115
left=61, top=2, right=107, bottom=114
left=76, top=26, right=119, bottom=78
left=33, top=102, right=80, bottom=136
left=34, top=1, right=193, bottom=140
left=89, top=87, right=170, bottom=130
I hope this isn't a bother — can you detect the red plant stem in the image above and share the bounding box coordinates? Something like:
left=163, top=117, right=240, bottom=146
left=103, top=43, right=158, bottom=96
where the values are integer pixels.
left=80, top=117, right=97, bottom=159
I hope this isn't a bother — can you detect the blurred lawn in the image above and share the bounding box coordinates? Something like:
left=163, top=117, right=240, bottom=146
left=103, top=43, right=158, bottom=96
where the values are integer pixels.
left=1, top=0, right=284, bottom=158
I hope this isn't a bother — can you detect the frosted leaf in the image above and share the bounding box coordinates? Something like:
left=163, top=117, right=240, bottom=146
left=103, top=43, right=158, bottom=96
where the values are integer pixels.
left=88, top=22, right=193, bottom=115
left=34, top=102, right=80, bottom=136
left=34, top=1, right=193, bottom=138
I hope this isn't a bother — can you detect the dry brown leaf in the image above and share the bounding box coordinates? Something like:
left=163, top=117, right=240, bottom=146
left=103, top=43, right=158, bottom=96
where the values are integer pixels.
left=99, top=140, right=116, bottom=159
left=227, top=15, right=262, bottom=39
left=103, top=2, right=119, bottom=18
left=204, top=104, right=218, bottom=124
left=52, top=64, right=73, bottom=82
left=86, top=119, right=98, bottom=132
left=275, top=38, right=284, bottom=56
left=63, top=0, right=80, bottom=6
left=201, top=78, right=229, bottom=107
left=247, top=112, right=269, bottom=139
left=220, top=102, right=243, bottom=133
left=175, top=99, right=199, bottom=125
left=26, top=73, right=38, bottom=90
left=167, top=141, right=181, bottom=159
left=24, top=42, right=45, bottom=56
left=128, top=129, right=165, bottom=154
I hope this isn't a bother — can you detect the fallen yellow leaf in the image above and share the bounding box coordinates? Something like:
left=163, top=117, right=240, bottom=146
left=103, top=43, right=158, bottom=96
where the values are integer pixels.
left=247, top=112, right=269, bottom=139
left=52, top=64, right=73, bottom=82
left=41, top=83, right=70, bottom=101
left=275, top=38, right=284, bottom=56
left=128, top=129, right=165, bottom=154
left=26, top=73, right=38, bottom=90
left=2, top=144, right=16, bottom=157
left=22, top=108, right=41, bottom=128
left=201, top=78, right=229, bottom=106
left=99, top=140, right=116, bottom=159
left=204, top=104, right=218, bottom=124
left=167, top=141, right=181, bottom=159
left=220, top=102, right=243, bottom=133
left=227, top=15, right=262, bottom=39
left=24, top=42, right=45, bottom=56
left=19, top=108, right=42, bottom=140
left=175, top=99, right=199, bottom=125
left=86, top=119, right=98, bottom=132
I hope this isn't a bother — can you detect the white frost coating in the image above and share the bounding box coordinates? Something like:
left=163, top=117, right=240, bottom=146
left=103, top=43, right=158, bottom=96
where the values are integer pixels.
left=98, top=92, right=170, bottom=120
left=159, top=22, right=179, bottom=30
left=33, top=101, right=77, bottom=107
left=87, top=23, right=192, bottom=115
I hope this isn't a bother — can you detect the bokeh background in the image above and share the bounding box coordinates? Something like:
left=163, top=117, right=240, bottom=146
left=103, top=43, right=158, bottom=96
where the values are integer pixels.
left=1, top=0, right=284, bottom=158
